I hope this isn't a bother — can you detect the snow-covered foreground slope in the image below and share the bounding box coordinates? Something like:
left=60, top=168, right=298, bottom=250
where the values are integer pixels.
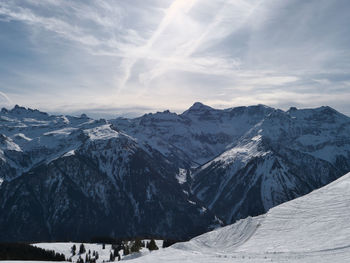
left=128, top=172, right=350, bottom=262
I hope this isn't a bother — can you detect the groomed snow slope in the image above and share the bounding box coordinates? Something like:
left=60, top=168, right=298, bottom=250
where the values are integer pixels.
left=128, top=172, right=350, bottom=262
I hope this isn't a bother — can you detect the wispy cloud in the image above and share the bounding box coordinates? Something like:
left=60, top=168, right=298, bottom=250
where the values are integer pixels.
left=0, top=0, right=349, bottom=116
left=0, top=90, right=12, bottom=107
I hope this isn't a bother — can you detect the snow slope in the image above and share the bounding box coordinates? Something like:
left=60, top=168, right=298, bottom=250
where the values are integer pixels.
left=127, top=172, right=350, bottom=262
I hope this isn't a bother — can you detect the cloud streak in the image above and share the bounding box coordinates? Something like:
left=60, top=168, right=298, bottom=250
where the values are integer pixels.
left=0, top=0, right=349, bottom=116
left=0, top=91, right=12, bottom=107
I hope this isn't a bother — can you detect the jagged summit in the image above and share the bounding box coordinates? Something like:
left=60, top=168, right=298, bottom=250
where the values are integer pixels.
left=285, top=105, right=349, bottom=124
left=0, top=107, right=8, bottom=114
left=6, top=104, right=49, bottom=117
left=1, top=105, right=95, bottom=122
left=286, top=105, right=340, bottom=115
left=287, top=106, right=298, bottom=112
left=182, top=102, right=214, bottom=115
left=189, top=102, right=210, bottom=109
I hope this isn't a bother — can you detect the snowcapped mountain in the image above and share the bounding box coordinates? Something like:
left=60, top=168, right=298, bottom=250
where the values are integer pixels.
left=127, top=172, right=350, bottom=263
left=0, top=103, right=349, bottom=243
left=111, top=103, right=274, bottom=166
left=192, top=106, right=350, bottom=223
left=112, top=103, right=350, bottom=225
left=0, top=106, right=218, bottom=242
left=0, top=105, right=97, bottom=180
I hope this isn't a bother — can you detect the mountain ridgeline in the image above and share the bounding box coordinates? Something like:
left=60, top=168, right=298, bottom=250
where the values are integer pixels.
left=0, top=103, right=350, bottom=242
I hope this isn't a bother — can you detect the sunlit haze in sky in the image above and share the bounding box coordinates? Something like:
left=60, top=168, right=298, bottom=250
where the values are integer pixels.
left=0, top=0, right=349, bottom=117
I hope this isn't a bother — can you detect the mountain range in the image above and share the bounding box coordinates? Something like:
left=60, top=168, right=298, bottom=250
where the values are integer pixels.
left=0, top=103, right=349, bottom=241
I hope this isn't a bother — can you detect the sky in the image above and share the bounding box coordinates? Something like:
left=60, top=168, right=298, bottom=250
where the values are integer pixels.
left=0, top=0, right=349, bottom=117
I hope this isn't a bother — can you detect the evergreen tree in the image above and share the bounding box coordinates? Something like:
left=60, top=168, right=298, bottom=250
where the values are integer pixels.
left=102, top=243, right=105, bottom=249
left=135, top=239, right=143, bottom=249
left=109, top=251, right=115, bottom=262
left=147, top=239, right=158, bottom=251
left=113, top=249, right=118, bottom=258
left=123, top=245, right=130, bottom=256
left=113, top=250, right=120, bottom=261
left=71, top=244, right=76, bottom=256
left=95, top=251, right=99, bottom=260
left=130, top=239, right=143, bottom=253
left=79, top=243, right=86, bottom=254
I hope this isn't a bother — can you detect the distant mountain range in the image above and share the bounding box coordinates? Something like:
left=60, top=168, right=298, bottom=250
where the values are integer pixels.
left=0, top=103, right=349, bottom=241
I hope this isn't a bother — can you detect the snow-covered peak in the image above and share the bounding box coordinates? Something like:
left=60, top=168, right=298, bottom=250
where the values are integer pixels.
left=245, top=105, right=350, bottom=141
left=287, top=105, right=350, bottom=123
left=191, top=104, right=350, bottom=225
left=0, top=107, right=107, bottom=179
left=226, top=104, right=273, bottom=115
left=84, top=124, right=120, bottom=141
left=139, top=110, right=181, bottom=123
left=189, top=102, right=212, bottom=110
left=201, top=135, right=269, bottom=170
left=0, top=134, right=22, bottom=152
left=6, top=104, right=49, bottom=118
left=225, top=107, right=350, bottom=167
left=181, top=102, right=215, bottom=116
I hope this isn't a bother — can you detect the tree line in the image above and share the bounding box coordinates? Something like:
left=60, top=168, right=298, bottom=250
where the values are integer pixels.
left=0, top=243, right=66, bottom=261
